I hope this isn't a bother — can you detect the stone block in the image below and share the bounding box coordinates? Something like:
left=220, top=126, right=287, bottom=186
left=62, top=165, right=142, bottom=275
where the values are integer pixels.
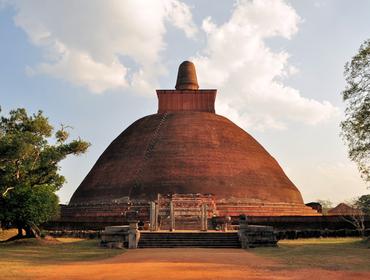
left=239, top=225, right=277, bottom=248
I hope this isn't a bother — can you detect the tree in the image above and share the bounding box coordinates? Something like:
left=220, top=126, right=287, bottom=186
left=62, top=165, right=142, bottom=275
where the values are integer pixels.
left=336, top=200, right=365, bottom=237
left=316, top=199, right=333, bottom=215
left=356, top=194, right=370, bottom=215
left=355, top=194, right=370, bottom=240
left=341, top=39, right=370, bottom=184
left=0, top=107, right=90, bottom=238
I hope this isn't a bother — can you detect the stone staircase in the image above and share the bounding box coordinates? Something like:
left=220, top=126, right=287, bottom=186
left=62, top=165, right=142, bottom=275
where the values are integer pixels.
left=138, top=232, right=241, bottom=248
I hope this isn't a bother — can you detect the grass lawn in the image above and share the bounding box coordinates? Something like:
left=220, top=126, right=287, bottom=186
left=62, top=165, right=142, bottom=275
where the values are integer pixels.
left=0, top=229, right=124, bottom=279
left=254, top=237, right=370, bottom=271
left=1, top=229, right=369, bottom=279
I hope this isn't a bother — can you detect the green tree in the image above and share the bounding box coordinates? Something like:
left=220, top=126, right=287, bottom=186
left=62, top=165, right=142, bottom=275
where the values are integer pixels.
left=356, top=194, right=370, bottom=215
left=339, top=195, right=370, bottom=238
left=0, top=107, right=90, bottom=238
left=341, top=39, right=370, bottom=184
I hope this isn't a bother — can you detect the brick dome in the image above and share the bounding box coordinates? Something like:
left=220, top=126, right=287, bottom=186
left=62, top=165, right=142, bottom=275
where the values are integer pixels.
left=70, top=111, right=304, bottom=205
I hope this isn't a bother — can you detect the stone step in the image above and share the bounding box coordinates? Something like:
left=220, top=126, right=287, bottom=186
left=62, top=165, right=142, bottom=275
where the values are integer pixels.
left=139, top=241, right=240, bottom=244
left=139, top=245, right=241, bottom=247
left=139, top=235, right=239, bottom=238
left=139, top=234, right=239, bottom=237
left=139, top=244, right=241, bottom=247
left=139, top=232, right=240, bottom=237
left=138, top=245, right=240, bottom=248
left=138, top=232, right=241, bottom=248
left=139, top=238, right=240, bottom=242
left=139, top=238, right=239, bottom=241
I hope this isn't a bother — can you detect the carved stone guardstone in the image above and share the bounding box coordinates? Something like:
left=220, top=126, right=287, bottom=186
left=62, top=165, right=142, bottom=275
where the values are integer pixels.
left=100, top=222, right=140, bottom=249
left=128, top=222, right=140, bottom=249
left=238, top=217, right=277, bottom=248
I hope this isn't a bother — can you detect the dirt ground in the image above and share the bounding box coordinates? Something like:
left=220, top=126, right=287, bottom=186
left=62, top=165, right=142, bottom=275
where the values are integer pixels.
left=20, top=248, right=370, bottom=280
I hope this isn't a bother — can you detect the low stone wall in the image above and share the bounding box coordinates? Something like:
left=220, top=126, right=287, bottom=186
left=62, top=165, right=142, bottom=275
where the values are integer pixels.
left=44, top=215, right=370, bottom=244
left=46, top=230, right=101, bottom=239
left=245, top=215, right=370, bottom=230
left=45, top=228, right=369, bottom=242
left=46, top=215, right=370, bottom=231
left=276, top=228, right=370, bottom=240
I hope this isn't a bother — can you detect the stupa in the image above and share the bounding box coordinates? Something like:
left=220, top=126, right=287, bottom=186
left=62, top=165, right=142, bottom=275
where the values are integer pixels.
left=61, top=61, right=319, bottom=228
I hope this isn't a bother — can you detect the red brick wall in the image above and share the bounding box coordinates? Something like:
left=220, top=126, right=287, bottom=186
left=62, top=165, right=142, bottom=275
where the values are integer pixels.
left=157, top=90, right=216, bottom=113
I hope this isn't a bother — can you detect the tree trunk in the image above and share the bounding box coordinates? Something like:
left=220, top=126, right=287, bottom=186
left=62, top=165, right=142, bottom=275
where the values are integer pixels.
left=25, top=225, right=35, bottom=238
left=360, top=229, right=365, bottom=238
left=25, top=224, right=40, bottom=239
left=17, top=226, right=23, bottom=237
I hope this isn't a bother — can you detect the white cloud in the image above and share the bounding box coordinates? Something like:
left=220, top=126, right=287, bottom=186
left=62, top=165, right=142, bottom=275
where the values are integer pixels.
left=41, top=51, right=128, bottom=94
left=193, top=0, right=339, bottom=130
left=165, top=0, right=197, bottom=38
left=7, top=0, right=339, bottom=129
left=8, top=0, right=197, bottom=93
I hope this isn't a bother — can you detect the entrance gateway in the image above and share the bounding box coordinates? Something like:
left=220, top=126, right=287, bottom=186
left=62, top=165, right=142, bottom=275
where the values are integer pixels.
left=149, top=194, right=215, bottom=231
left=100, top=201, right=277, bottom=248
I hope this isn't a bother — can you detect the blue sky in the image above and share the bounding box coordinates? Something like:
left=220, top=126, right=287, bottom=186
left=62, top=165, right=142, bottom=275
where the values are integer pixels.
left=0, top=0, right=368, bottom=204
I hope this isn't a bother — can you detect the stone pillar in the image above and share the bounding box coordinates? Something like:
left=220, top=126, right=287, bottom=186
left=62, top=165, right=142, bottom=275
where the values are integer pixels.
left=201, top=204, right=208, bottom=231
left=150, top=201, right=156, bottom=231
left=239, top=215, right=248, bottom=230
left=204, top=204, right=208, bottom=231
left=224, top=216, right=231, bottom=232
left=155, top=201, right=160, bottom=231
left=238, top=215, right=249, bottom=249
left=200, top=204, right=204, bottom=231
left=128, top=222, right=140, bottom=249
left=170, top=200, right=175, bottom=231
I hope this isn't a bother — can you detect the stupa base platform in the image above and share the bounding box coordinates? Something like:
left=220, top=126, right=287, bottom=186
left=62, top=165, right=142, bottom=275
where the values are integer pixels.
left=216, top=201, right=321, bottom=217
left=60, top=194, right=320, bottom=230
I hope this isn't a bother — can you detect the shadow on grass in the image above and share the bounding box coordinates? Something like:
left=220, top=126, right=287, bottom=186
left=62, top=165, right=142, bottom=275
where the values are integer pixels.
left=252, top=238, right=370, bottom=271
left=0, top=238, right=124, bottom=264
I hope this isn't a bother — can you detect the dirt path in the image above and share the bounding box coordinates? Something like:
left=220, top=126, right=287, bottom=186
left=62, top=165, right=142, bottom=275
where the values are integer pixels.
left=23, top=248, right=370, bottom=280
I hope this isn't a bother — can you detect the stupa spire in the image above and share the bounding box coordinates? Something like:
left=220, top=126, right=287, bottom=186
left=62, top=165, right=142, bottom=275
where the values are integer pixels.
left=156, top=61, right=216, bottom=113
left=175, top=61, right=199, bottom=90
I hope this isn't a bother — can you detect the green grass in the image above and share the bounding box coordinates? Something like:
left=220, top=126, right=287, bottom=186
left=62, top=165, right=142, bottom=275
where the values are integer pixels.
left=0, top=229, right=124, bottom=279
left=1, top=229, right=369, bottom=278
left=253, top=238, right=370, bottom=271
left=0, top=238, right=124, bottom=263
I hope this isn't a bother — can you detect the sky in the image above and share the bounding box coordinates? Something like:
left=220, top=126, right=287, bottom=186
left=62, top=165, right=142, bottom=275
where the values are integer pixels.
left=0, top=0, right=368, bottom=205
